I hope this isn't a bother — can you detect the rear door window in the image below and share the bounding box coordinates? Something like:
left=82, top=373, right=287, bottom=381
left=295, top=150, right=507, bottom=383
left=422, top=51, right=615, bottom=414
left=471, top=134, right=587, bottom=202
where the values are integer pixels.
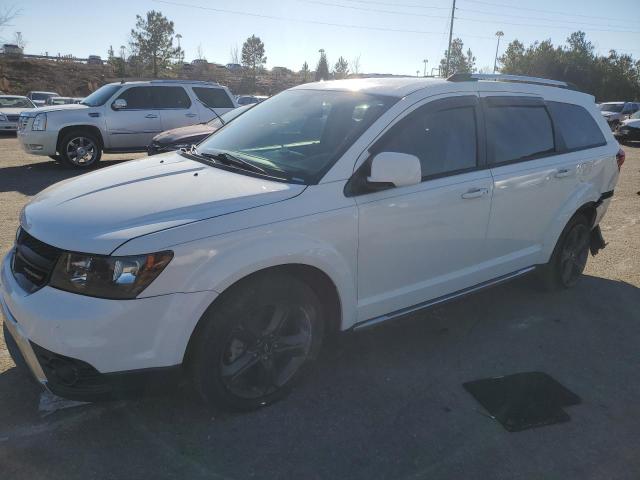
left=484, top=100, right=554, bottom=165
left=152, top=86, right=192, bottom=109
left=193, top=87, right=234, bottom=108
left=546, top=101, right=606, bottom=151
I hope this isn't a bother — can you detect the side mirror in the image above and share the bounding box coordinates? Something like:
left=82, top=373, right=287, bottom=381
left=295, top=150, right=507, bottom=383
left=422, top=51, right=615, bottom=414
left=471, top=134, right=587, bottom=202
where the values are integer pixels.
left=112, top=98, right=127, bottom=110
left=367, top=151, right=422, bottom=188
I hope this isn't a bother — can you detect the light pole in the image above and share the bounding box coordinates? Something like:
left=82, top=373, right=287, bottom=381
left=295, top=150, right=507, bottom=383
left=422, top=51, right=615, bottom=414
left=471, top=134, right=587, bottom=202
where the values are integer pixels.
left=416, top=70, right=420, bottom=77
left=493, top=31, right=504, bottom=74
left=423, top=59, right=428, bottom=77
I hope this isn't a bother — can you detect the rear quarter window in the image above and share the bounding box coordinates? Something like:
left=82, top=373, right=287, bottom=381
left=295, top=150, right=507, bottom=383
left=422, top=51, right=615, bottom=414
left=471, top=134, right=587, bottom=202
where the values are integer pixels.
left=547, top=101, right=606, bottom=151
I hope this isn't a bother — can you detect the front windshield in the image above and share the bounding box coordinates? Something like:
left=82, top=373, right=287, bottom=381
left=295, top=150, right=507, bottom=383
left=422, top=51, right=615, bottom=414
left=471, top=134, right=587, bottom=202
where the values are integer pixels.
left=81, top=84, right=122, bottom=107
left=0, top=97, right=35, bottom=108
left=599, top=103, right=624, bottom=112
left=206, top=104, right=253, bottom=128
left=198, top=89, right=395, bottom=184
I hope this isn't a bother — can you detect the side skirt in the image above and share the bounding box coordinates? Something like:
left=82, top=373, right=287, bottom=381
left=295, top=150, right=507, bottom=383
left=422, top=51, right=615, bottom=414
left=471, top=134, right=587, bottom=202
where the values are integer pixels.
left=351, top=266, right=536, bottom=331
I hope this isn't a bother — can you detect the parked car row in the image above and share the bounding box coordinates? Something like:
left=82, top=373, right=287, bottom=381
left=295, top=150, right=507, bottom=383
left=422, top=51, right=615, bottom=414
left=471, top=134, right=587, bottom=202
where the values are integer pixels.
left=598, top=101, right=640, bottom=130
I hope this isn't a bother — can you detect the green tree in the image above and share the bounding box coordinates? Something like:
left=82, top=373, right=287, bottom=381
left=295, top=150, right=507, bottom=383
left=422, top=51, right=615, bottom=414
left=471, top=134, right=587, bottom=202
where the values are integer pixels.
left=130, top=10, right=182, bottom=77
left=315, top=50, right=329, bottom=81
left=499, top=31, right=640, bottom=101
left=300, top=61, right=310, bottom=82
left=439, top=38, right=476, bottom=76
left=241, top=35, right=267, bottom=90
left=333, top=56, right=349, bottom=79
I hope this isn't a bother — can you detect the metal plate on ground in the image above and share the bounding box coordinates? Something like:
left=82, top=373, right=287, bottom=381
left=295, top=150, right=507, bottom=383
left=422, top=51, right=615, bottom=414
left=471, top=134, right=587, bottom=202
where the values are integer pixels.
left=463, top=372, right=581, bottom=432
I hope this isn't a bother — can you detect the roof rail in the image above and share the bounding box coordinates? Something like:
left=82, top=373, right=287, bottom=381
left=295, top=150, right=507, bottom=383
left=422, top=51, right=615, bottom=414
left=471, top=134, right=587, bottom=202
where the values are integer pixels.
left=148, top=79, right=221, bottom=85
left=447, top=73, right=578, bottom=90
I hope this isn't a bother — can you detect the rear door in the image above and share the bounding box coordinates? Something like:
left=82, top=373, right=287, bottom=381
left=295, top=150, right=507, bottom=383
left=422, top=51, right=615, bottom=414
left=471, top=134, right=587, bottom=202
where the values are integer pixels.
left=481, top=94, right=582, bottom=277
left=105, top=86, right=162, bottom=150
left=154, top=86, right=199, bottom=131
left=191, top=86, right=236, bottom=122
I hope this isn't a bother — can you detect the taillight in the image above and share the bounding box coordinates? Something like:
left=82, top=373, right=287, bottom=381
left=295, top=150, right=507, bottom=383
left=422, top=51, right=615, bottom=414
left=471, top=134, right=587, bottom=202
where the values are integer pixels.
left=616, top=147, right=625, bottom=171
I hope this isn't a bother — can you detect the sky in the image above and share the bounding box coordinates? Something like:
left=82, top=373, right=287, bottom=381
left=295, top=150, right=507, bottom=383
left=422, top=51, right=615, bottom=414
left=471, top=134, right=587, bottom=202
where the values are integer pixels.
left=3, top=0, right=640, bottom=76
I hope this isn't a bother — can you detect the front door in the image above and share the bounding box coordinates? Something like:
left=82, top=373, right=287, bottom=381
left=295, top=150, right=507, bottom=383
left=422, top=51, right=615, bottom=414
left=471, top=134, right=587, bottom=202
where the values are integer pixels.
left=355, top=95, right=493, bottom=321
left=106, top=86, right=162, bottom=150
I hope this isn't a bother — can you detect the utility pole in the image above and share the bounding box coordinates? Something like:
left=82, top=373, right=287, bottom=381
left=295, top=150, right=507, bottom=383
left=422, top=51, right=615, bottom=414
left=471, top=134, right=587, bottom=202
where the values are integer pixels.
left=445, top=0, right=456, bottom=77
left=423, top=59, right=428, bottom=77
left=493, top=31, right=504, bottom=73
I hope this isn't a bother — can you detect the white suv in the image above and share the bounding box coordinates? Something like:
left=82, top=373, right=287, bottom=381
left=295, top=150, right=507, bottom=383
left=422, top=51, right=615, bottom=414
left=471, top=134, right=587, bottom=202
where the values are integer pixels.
left=17, top=80, right=237, bottom=168
left=2, top=74, right=622, bottom=410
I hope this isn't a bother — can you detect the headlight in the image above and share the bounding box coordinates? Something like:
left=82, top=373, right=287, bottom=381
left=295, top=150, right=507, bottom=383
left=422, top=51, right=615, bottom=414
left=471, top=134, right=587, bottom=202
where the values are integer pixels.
left=50, top=251, right=173, bottom=299
left=32, top=112, right=47, bottom=131
left=0, top=113, right=7, bottom=122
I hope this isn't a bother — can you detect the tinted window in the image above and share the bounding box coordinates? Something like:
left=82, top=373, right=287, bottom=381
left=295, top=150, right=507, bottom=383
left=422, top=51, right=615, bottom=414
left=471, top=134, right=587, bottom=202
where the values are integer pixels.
left=547, top=101, right=606, bottom=151
left=193, top=87, right=234, bottom=108
left=153, top=86, right=192, bottom=109
left=81, top=84, right=121, bottom=107
left=381, top=105, right=477, bottom=178
left=115, top=87, right=154, bottom=109
left=485, top=105, right=554, bottom=164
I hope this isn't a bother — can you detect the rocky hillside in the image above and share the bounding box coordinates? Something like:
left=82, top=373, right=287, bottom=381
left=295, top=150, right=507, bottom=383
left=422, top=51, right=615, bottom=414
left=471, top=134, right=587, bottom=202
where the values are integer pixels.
left=0, top=57, right=305, bottom=97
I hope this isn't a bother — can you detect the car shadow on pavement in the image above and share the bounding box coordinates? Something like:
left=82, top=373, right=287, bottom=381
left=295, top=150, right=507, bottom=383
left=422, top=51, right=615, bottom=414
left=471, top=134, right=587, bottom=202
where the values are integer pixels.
left=1, top=274, right=640, bottom=479
left=0, top=159, right=132, bottom=196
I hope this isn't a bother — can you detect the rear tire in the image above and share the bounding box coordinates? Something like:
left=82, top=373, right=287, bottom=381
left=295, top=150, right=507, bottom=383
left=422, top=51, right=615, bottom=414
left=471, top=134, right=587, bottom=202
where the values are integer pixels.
left=537, top=214, right=590, bottom=290
left=59, top=131, right=102, bottom=169
left=189, top=272, right=325, bottom=411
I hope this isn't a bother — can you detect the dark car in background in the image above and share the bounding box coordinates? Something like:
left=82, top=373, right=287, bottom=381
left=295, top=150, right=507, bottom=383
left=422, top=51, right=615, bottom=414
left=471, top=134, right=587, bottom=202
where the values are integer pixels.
left=147, top=104, right=254, bottom=155
left=614, top=111, right=640, bottom=142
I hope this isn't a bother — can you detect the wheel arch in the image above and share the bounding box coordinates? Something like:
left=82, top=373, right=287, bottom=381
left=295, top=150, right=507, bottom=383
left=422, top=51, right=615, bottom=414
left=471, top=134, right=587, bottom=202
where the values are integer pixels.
left=182, top=263, right=343, bottom=367
left=56, top=125, right=104, bottom=154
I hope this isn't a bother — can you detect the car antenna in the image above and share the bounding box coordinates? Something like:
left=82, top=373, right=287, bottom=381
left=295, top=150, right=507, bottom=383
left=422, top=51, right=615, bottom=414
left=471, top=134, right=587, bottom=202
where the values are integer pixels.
left=196, top=98, right=225, bottom=126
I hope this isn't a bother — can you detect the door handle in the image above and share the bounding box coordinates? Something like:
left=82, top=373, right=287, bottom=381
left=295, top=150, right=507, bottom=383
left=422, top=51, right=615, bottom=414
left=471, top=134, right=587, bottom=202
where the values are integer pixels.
left=145, top=114, right=158, bottom=119
left=185, top=113, right=198, bottom=117
left=461, top=188, right=489, bottom=199
left=554, top=168, right=571, bottom=178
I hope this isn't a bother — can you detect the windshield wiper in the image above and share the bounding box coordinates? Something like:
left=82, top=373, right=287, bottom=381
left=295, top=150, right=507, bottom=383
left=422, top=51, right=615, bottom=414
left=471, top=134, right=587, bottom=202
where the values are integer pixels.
left=201, top=151, right=269, bottom=175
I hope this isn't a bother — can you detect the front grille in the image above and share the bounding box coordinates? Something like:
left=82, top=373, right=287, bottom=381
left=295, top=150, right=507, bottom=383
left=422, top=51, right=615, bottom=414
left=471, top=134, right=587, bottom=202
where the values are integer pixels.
left=11, top=228, right=62, bottom=293
left=6, top=114, right=19, bottom=122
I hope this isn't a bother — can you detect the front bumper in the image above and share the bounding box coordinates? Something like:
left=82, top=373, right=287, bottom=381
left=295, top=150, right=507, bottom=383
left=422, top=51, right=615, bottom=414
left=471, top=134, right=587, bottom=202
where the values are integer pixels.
left=16, top=128, right=58, bottom=156
left=614, top=127, right=640, bottom=141
left=1, top=250, right=216, bottom=396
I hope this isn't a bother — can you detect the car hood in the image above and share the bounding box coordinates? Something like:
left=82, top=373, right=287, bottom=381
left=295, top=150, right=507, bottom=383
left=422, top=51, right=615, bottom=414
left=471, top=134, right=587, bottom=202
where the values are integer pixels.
left=28, top=103, right=90, bottom=114
left=152, top=123, right=217, bottom=145
left=621, top=118, right=640, bottom=128
left=600, top=111, right=618, bottom=117
left=0, top=107, right=35, bottom=115
left=21, top=153, right=305, bottom=254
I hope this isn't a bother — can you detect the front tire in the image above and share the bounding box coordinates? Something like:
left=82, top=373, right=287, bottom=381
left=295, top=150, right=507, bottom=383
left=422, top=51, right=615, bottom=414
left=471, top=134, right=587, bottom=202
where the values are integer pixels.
left=189, top=272, right=325, bottom=411
left=59, top=132, right=102, bottom=168
left=537, top=214, right=591, bottom=290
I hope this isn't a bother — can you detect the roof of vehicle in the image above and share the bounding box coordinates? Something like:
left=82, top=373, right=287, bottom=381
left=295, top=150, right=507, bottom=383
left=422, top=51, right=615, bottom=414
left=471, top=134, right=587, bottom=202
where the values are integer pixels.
left=293, top=77, right=449, bottom=97
left=106, top=80, right=223, bottom=87
left=600, top=101, right=626, bottom=105
left=0, top=95, right=29, bottom=99
left=29, top=91, right=59, bottom=95
left=292, top=75, right=595, bottom=103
